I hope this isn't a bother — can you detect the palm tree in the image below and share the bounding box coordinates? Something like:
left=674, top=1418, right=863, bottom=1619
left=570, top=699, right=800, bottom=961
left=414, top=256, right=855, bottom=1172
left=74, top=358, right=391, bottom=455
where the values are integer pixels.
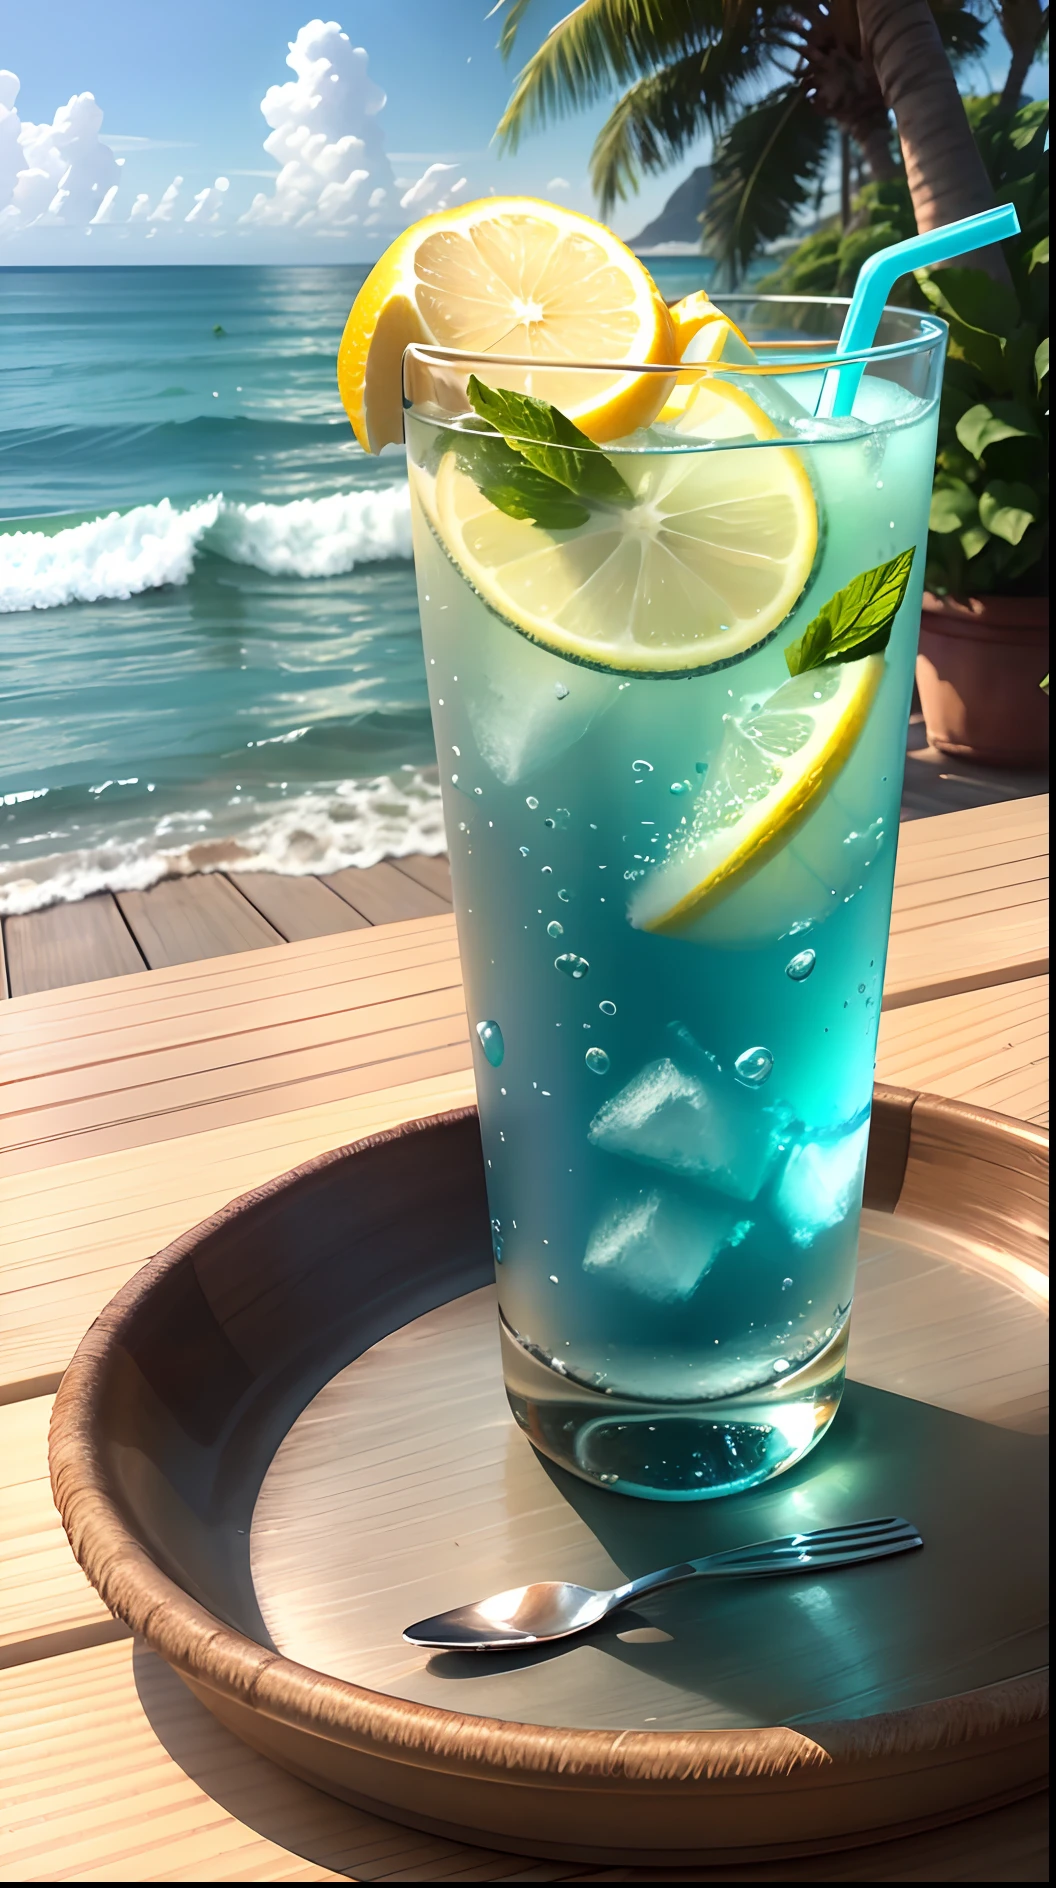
left=992, top=0, right=1049, bottom=113
left=492, top=0, right=995, bottom=280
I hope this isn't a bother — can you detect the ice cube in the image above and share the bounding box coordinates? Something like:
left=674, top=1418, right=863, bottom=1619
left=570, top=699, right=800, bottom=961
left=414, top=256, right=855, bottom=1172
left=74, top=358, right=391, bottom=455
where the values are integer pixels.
left=773, top=1120, right=870, bottom=1248
left=588, top=1053, right=786, bottom=1202
left=584, top=1187, right=749, bottom=1303
left=465, top=630, right=618, bottom=786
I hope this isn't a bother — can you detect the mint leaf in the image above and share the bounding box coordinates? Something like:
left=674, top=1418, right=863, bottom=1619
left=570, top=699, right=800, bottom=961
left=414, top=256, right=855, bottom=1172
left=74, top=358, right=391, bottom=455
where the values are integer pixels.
left=785, top=548, right=916, bottom=677
left=453, top=426, right=590, bottom=528
left=467, top=375, right=634, bottom=509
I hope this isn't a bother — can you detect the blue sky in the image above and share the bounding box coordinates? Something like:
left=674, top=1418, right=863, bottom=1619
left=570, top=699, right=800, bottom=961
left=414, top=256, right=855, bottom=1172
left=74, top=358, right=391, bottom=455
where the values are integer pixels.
left=0, top=2, right=1045, bottom=261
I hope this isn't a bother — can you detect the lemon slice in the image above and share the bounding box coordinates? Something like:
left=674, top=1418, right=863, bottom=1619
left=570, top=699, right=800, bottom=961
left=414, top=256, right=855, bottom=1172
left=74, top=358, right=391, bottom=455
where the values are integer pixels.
left=425, top=374, right=818, bottom=676
left=337, top=197, right=676, bottom=453
left=659, top=292, right=758, bottom=423
left=630, top=658, right=885, bottom=934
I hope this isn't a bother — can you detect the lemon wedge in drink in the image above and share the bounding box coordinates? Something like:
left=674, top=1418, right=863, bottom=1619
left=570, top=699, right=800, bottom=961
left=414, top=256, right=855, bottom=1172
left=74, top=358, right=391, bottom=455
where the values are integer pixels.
left=629, top=657, right=885, bottom=935
left=425, top=373, right=818, bottom=676
left=337, top=197, right=676, bottom=452
left=659, top=291, right=758, bottom=421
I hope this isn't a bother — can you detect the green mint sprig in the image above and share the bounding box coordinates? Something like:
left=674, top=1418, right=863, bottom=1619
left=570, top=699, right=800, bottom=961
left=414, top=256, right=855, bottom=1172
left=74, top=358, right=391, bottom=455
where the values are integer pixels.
left=784, top=547, right=916, bottom=676
left=439, top=375, right=635, bottom=528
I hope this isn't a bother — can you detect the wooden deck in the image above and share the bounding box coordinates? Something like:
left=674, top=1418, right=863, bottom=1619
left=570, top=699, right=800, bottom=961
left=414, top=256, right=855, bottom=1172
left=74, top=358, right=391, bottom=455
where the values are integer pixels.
left=0, top=794, right=1048, bottom=1881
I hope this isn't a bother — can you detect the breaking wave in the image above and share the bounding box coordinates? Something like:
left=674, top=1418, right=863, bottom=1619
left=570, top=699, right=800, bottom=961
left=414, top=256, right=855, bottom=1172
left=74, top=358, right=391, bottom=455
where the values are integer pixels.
left=0, top=484, right=413, bottom=611
left=0, top=768, right=446, bottom=915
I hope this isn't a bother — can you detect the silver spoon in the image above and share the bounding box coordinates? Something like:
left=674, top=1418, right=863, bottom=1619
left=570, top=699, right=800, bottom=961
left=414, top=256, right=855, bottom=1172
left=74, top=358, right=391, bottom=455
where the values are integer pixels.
left=404, top=1515, right=922, bottom=1650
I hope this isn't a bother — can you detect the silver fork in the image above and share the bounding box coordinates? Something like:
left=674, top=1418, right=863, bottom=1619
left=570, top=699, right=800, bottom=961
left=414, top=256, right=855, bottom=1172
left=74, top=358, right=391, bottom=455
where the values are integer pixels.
left=403, top=1515, right=923, bottom=1650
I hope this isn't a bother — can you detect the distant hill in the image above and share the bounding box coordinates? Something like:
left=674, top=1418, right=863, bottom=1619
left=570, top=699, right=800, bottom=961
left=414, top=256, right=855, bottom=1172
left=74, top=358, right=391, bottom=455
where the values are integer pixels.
left=628, top=167, right=711, bottom=252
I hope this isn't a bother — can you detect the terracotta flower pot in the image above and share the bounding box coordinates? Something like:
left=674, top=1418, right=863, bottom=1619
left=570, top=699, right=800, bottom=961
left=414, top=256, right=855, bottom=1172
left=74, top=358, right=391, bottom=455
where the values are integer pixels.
left=916, top=592, right=1050, bottom=768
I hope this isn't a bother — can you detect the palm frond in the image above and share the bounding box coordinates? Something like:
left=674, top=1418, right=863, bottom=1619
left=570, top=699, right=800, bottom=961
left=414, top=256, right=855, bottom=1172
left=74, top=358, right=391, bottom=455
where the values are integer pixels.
left=589, top=36, right=767, bottom=211
left=702, top=86, right=832, bottom=284
left=929, top=0, right=990, bottom=65
left=495, top=0, right=728, bottom=150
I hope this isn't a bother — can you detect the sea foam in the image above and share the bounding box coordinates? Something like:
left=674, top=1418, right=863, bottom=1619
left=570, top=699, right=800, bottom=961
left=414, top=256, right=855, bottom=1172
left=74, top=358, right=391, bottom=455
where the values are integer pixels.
left=0, top=485, right=413, bottom=612
left=0, top=769, right=446, bottom=915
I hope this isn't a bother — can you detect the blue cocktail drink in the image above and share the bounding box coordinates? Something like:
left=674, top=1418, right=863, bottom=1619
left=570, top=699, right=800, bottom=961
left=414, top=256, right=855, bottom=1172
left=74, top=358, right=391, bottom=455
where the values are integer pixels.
left=400, top=286, right=945, bottom=1499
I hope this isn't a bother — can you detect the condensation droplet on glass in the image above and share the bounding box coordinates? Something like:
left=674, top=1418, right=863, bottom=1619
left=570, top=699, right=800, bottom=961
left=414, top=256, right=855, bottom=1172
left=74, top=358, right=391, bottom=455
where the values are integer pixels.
left=599, top=1000, right=616, bottom=1015
left=475, top=1020, right=504, bottom=1068
left=695, top=760, right=709, bottom=775
left=670, top=780, right=690, bottom=795
left=557, top=887, right=572, bottom=902
left=734, top=1045, right=773, bottom=1086
left=451, top=745, right=460, bottom=756
left=781, top=1277, right=793, bottom=1291
left=541, top=864, right=552, bottom=875
left=474, top=786, right=482, bottom=795
left=631, top=759, right=653, bottom=780
left=519, top=845, right=529, bottom=856
left=786, top=948, right=816, bottom=981
left=553, top=682, right=569, bottom=699
left=585, top=1046, right=610, bottom=1075
left=555, top=952, right=589, bottom=980
left=772, top=1358, right=790, bottom=1373
left=526, top=795, right=539, bottom=809
left=858, top=982, right=866, bottom=993
left=547, top=920, right=564, bottom=939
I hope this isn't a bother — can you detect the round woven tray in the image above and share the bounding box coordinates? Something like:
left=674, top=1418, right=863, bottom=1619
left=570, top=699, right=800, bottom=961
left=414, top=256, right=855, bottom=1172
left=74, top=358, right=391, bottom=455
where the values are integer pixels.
left=50, top=1086, right=1048, bottom=1865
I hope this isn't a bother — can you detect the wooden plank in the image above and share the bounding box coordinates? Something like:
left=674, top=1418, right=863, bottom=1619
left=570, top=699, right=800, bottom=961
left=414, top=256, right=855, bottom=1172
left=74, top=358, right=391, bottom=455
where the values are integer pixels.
left=117, top=875, right=283, bottom=969
left=2, top=895, right=145, bottom=998
left=0, top=1639, right=1046, bottom=1882
left=0, top=912, right=456, bottom=1039
left=877, top=977, right=1049, bottom=1127
left=390, top=852, right=453, bottom=902
left=0, top=1395, right=124, bottom=1667
left=2, top=928, right=462, bottom=1095
left=0, top=1639, right=603, bottom=1884
left=884, top=796, right=1048, bottom=1009
left=0, top=1066, right=477, bottom=1398
left=226, top=873, right=370, bottom=943
left=323, top=859, right=452, bottom=924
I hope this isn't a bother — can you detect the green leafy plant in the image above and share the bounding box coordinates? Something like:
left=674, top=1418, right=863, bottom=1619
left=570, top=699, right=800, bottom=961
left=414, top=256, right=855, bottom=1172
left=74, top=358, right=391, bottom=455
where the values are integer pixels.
left=784, top=549, right=916, bottom=675
left=921, top=100, right=1048, bottom=595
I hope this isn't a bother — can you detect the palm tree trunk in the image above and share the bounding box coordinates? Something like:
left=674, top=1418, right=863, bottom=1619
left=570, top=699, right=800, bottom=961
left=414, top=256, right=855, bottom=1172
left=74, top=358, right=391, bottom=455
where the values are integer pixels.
left=840, top=132, right=852, bottom=230
left=998, top=37, right=1037, bottom=115
left=857, top=120, right=897, bottom=182
left=856, top=0, right=1010, bottom=281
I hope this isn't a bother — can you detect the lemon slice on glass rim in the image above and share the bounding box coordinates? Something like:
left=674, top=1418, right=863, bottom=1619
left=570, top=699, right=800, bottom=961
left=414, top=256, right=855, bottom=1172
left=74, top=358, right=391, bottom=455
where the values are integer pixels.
left=337, top=196, right=676, bottom=451
left=629, top=657, right=885, bottom=935
left=419, top=373, right=818, bottom=677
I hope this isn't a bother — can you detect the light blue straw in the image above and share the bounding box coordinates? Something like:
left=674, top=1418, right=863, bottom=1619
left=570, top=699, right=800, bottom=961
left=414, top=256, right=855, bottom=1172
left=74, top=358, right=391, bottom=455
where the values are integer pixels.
left=819, top=203, right=1021, bottom=418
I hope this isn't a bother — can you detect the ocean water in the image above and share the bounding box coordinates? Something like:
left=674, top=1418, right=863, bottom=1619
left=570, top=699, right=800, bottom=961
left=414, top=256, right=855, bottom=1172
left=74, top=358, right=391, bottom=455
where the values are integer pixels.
left=0, top=259, right=716, bottom=914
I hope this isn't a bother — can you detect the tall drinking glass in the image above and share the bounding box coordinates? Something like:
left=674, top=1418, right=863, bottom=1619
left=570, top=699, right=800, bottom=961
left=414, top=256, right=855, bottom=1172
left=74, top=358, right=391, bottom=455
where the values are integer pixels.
left=404, top=300, right=945, bottom=1500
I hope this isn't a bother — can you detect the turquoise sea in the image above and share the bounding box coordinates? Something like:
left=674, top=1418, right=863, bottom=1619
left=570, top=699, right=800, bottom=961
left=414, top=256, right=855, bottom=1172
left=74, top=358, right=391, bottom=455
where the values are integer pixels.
left=0, top=260, right=715, bottom=913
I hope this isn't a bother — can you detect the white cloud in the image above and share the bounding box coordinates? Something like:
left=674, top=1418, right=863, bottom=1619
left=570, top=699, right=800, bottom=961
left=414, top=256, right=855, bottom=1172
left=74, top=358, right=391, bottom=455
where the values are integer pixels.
left=0, top=74, right=120, bottom=227
left=547, top=176, right=571, bottom=192
left=185, top=177, right=230, bottom=224
left=240, top=18, right=397, bottom=232
left=148, top=176, right=184, bottom=222
left=399, top=161, right=467, bottom=213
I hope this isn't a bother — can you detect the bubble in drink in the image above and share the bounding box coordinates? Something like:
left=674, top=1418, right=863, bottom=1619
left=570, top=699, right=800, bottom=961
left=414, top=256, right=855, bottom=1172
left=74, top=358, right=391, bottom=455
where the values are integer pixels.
left=670, top=780, right=690, bottom=795
left=547, top=920, right=564, bottom=939
left=554, top=682, right=569, bottom=699
left=734, top=1046, right=774, bottom=1086
left=557, top=887, right=572, bottom=902
left=585, top=1047, right=610, bottom=1075
left=555, top=953, right=589, bottom=980
left=599, top=1000, right=617, bottom=1015
left=526, top=796, right=539, bottom=809
left=786, top=949, right=817, bottom=981
left=476, top=1020, right=505, bottom=1067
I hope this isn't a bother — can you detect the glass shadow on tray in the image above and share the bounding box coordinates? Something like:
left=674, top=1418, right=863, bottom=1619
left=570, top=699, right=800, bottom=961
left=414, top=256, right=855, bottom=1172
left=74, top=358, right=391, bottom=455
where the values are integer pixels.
left=413, top=1381, right=1047, bottom=1732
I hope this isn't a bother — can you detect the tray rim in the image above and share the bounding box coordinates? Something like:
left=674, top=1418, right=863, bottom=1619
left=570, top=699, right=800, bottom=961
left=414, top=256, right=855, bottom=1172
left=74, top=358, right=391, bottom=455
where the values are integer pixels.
left=50, top=1086, right=1049, bottom=1802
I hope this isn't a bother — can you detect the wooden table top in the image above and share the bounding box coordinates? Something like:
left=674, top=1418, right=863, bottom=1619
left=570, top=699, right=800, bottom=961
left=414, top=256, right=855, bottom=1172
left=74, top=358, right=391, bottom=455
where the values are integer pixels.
left=0, top=795, right=1048, bottom=1882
